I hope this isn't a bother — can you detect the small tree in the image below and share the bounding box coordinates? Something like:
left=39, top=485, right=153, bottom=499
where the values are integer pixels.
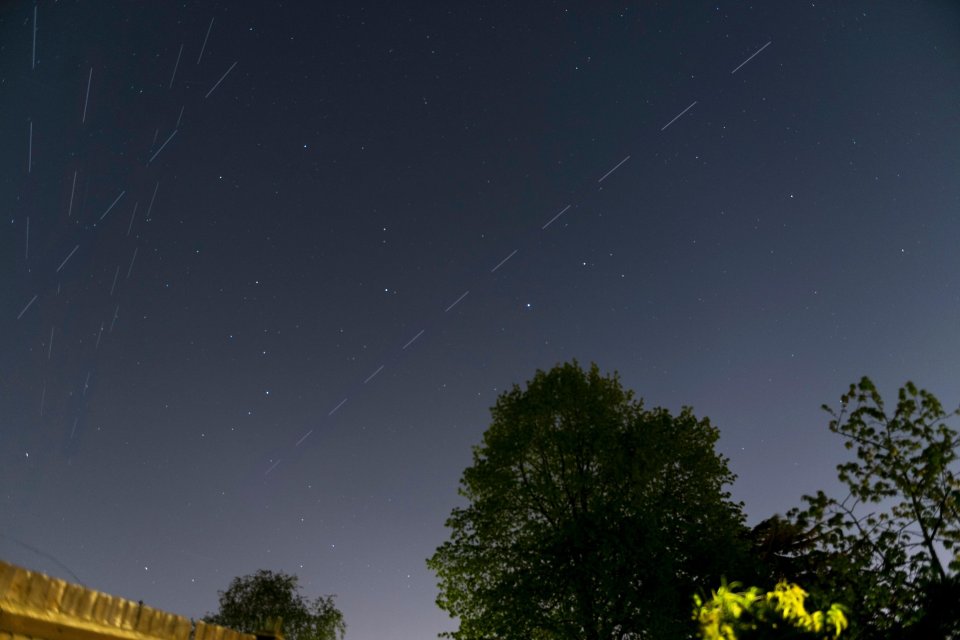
left=788, top=377, right=960, bottom=638
left=204, top=569, right=345, bottom=640
left=428, top=361, right=754, bottom=640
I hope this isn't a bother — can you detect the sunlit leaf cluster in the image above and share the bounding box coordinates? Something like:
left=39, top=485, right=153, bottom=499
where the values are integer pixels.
left=693, top=580, right=848, bottom=640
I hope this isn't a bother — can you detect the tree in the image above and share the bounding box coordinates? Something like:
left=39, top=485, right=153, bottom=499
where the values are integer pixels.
left=787, top=377, right=960, bottom=639
left=204, top=569, right=345, bottom=640
left=747, top=514, right=854, bottom=602
left=750, top=515, right=823, bottom=584
left=427, top=361, right=754, bottom=640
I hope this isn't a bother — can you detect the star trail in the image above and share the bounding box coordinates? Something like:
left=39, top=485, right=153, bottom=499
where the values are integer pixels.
left=3, top=3, right=960, bottom=640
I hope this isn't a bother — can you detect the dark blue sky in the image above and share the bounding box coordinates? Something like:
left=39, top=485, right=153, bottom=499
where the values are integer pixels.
left=3, top=2, right=960, bottom=639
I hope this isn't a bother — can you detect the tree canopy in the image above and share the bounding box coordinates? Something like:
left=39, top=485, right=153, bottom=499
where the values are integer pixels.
left=787, top=377, right=960, bottom=639
left=427, top=360, right=754, bottom=640
left=203, top=569, right=345, bottom=640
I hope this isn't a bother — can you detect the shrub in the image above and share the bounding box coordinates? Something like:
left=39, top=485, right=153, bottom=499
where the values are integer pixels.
left=693, top=580, right=848, bottom=640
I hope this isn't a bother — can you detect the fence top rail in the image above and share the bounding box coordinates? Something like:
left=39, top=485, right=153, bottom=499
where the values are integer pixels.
left=0, top=560, right=255, bottom=640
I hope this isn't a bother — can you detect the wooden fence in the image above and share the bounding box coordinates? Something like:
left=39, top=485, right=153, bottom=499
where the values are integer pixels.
left=0, top=560, right=269, bottom=640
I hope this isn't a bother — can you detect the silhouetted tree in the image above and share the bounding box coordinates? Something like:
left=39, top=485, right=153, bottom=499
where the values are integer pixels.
left=787, top=377, right=960, bottom=639
left=428, top=361, right=753, bottom=640
left=204, top=569, right=345, bottom=640
left=750, top=514, right=822, bottom=582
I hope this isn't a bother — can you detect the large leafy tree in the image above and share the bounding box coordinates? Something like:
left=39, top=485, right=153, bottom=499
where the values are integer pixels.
left=787, top=377, right=960, bottom=639
left=427, top=361, right=754, bottom=640
left=203, top=569, right=345, bottom=640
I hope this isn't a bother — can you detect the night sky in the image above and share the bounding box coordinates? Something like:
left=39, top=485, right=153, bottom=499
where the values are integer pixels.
left=3, top=2, right=960, bottom=639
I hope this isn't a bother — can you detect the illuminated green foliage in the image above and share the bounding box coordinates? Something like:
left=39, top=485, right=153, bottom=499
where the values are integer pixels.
left=693, top=580, right=848, bottom=640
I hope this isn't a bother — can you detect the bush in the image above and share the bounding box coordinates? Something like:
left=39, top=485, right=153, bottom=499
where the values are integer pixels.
left=693, top=580, right=848, bottom=640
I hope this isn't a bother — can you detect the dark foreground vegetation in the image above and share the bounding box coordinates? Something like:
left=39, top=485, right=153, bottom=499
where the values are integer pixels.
left=204, top=569, right=345, bottom=640
left=205, top=362, right=959, bottom=639
left=428, top=361, right=960, bottom=640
